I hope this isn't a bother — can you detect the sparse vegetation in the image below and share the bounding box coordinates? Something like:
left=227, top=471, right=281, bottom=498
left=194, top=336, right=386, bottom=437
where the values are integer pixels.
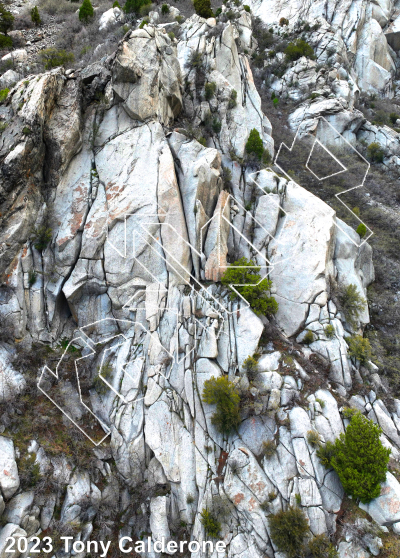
left=243, top=355, right=259, bottom=381
left=308, top=534, right=338, bottom=558
left=303, top=330, right=315, bottom=345
left=285, top=39, right=315, bottom=61
left=228, top=89, right=237, bottom=109
left=204, top=81, right=216, bottom=100
left=367, top=142, right=384, bottom=163
left=324, top=324, right=335, bottom=339
left=202, top=376, right=241, bottom=434
left=221, top=257, right=278, bottom=316
left=0, top=33, right=12, bottom=48
left=161, top=3, right=169, bottom=14
left=346, top=335, right=372, bottom=365
left=31, top=225, right=52, bottom=251
left=28, top=270, right=37, bottom=286
left=269, top=506, right=309, bottom=558
left=0, top=87, right=9, bottom=104
left=39, top=48, right=74, bottom=69
left=263, top=440, right=277, bottom=459
left=317, top=412, right=390, bottom=503
left=307, top=430, right=321, bottom=447
left=200, top=508, right=221, bottom=538
left=338, top=284, right=366, bottom=327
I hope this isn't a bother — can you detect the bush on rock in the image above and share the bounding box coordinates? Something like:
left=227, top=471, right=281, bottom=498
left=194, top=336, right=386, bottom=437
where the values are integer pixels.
left=221, top=257, right=278, bottom=316
left=202, top=376, right=240, bottom=434
left=269, top=506, right=309, bottom=558
left=317, top=412, right=390, bottom=503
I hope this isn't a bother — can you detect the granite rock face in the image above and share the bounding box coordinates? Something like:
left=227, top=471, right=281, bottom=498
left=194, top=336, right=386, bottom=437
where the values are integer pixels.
left=1, top=9, right=399, bottom=558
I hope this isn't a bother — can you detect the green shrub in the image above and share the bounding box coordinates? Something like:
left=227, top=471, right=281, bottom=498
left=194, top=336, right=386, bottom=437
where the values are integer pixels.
left=202, top=376, right=241, bottom=434
left=31, top=6, right=41, bottom=25
left=346, top=334, right=372, bottom=365
left=113, top=1, right=121, bottom=6
left=356, top=223, right=367, bottom=238
left=243, top=4, right=250, bottom=11
left=269, top=506, right=309, bottom=558
left=279, top=16, right=288, bottom=26
left=243, top=355, right=259, bottom=381
left=308, top=534, right=338, bottom=558
left=161, top=3, right=169, bottom=14
left=168, top=31, right=175, bottom=40
left=338, top=283, right=366, bottom=327
left=0, top=3, right=14, bottom=34
left=352, top=206, right=360, bottom=217
left=79, top=0, right=94, bottom=23
left=200, top=509, right=221, bottom=538
left=272, top=97, right=279, bottom=106
left=93, top=363, right=113, bottom=395
left=215, top=6, right=221, bottom=16
left=28, top=269, right=37, bottom=286
left=124, top=0, right=150, bottom=14
left=245, top=128, right=264, bottom=160
left=263, top=440, right=277, bottom=459
left=303, top=330, right=314, bottom=345
left=212, top=118, right=221, bottom=134
left=32, top=226, right=52, bottom=251
left=285, top=39, right=315, bottom=61
left=0, top=87, right=9, bottom=104
left=139, top=18, right=148, bottom=27
left=18, top=453, right=42, bottom=488
left=316, top=441, right=336, bottom=468
left=307, top=430, right=321, bottom=447
left=193, top=0, right=213, bottom=18
left=324, top=324, right=335, bottom=339
left=22, top=126, right=31, bottom=135
left=367, top=142, right=384, bottom=163
left=204, top=81, right=216, bottom=100
left=228, top=89, right=237, bottom=109
left=221, top=257, right=278, bottom=316
left=0, top=33, right=12, bottom=48
left=389, top=112, right=399, bottom=125
left=328, top=412, right=390, bottom=503
left=39, top=48, right=74, bottom=69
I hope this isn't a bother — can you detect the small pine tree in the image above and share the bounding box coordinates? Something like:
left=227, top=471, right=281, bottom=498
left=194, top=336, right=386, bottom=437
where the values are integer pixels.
left=79, top=0, right=94, bottom=23
left=0, top=2, right=14, bottom=34
left=193, top=0, right=213, bottom=18
left=318, top=412, right=390, bottom=503
left=245, top=128, right=264, bottom=160
left=31, top=6, right=41, bottom=26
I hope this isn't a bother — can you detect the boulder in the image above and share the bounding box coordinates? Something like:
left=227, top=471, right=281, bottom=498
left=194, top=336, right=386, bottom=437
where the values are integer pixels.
left=0, top=437, right=19, bottom=499
left=0, top=69, right=21, bottom=90
left=268, top=181, right=336, bottom=337
left=0, top=524, right=28, bottom=558
left=99, top=7, right=124, bottom=32
left=360, top=472, right=400, bottom=525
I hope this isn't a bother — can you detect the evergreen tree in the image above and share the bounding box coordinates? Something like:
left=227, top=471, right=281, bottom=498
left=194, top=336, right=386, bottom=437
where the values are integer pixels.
left=124, top=0, right=149, bottom=14
left=0, top=2, right=14, bottom=35
left=79, top=0, right=94, bottom=24
left=31, top=6, right=41, bottom=26
left=193, top=0, right=213, bottom=18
